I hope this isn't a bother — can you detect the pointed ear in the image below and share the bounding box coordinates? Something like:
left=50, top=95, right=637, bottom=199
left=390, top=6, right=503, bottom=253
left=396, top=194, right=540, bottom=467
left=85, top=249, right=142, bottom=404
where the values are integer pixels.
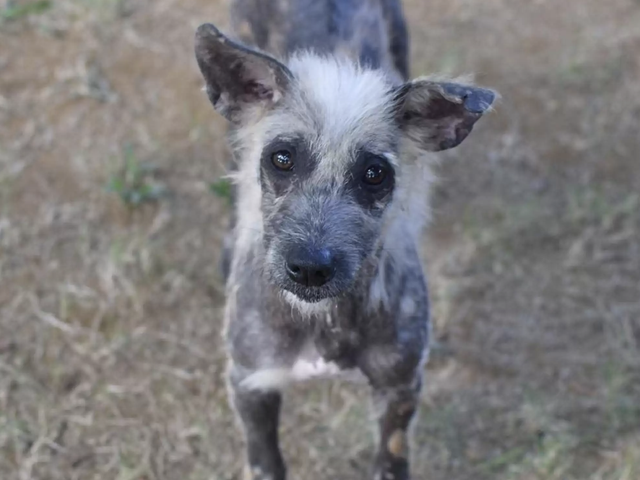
left=394, top=80, right=497, bottom=151
left=194, top=23, right=293, bottom=123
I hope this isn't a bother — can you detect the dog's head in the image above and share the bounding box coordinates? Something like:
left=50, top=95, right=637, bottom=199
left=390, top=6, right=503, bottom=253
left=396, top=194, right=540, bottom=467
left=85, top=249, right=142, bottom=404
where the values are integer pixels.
left=195, top=24, right=496, bottom=305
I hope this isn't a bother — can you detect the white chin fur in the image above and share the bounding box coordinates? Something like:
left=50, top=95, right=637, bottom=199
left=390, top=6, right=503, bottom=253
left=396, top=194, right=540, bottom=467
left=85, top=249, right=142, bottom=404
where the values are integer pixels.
left=281, top=291, right=333, bottom=317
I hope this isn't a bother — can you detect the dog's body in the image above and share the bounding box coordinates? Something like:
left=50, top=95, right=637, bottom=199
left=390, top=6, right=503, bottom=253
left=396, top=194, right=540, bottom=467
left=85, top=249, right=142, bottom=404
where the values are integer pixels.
left=230, top=0, right=410, bottom=81
left=194, top=2, right=495, bottom=478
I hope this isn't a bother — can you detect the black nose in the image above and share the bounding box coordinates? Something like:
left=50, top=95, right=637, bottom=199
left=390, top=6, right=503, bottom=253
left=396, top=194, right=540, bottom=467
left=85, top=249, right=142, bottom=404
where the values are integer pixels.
left=285, top=247, right=336, bottom=287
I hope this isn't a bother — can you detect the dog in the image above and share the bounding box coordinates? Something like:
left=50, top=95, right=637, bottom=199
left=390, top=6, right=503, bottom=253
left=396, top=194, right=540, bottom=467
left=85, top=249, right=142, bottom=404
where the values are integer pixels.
left=194, top=1, right=495, bottom=478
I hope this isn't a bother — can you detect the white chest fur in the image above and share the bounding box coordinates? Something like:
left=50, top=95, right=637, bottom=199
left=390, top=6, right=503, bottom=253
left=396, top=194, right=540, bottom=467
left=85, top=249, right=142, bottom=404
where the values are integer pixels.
left=240, top=343, right=367, bottom=391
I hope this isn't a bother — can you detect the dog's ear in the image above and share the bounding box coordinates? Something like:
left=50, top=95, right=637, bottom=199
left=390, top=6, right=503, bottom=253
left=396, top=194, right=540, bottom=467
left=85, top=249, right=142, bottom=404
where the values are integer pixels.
left=195, top=23, right=292, bottom=123
left=394, top=80, right=496, bottom=151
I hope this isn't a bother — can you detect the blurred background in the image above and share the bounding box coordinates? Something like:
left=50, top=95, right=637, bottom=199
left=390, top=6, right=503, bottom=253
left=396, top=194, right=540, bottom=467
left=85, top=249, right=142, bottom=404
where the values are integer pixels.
left=1, top=0, right=639, bottom=479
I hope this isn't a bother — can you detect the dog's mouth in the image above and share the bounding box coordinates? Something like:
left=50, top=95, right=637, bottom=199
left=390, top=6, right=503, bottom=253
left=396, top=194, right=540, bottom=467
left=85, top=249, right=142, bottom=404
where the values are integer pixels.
left=281, top=283, right=341, bottom=303
left=266, top=250, right=357, bottom=304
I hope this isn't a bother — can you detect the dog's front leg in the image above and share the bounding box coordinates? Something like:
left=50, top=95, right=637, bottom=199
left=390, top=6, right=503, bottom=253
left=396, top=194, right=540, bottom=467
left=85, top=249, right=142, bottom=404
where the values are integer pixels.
left=370, top=380, right=420, bottom=480
left=359, top=320, right=426, bottom=480
left=229, top=372, right=286, bottom=480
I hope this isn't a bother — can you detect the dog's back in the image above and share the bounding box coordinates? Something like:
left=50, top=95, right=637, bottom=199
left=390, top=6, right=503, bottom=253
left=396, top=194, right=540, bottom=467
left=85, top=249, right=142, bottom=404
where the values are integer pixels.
left=230, top=0, right=409, bottom=82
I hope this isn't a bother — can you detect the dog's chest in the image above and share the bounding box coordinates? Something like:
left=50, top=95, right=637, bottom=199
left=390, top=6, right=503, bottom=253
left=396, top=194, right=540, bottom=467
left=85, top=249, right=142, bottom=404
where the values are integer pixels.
left=240, top=343, right=367, bottom=391
left=298, top=307, right=362, bottom=374
left=240, top=314, right=368, bottom=390
left=292, top=343, right=365, bottom=382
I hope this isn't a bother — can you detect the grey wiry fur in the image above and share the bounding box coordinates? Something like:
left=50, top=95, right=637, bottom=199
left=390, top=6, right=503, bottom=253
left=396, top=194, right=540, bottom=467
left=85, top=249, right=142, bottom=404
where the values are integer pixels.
left=194, top=1, right=496, bottom=479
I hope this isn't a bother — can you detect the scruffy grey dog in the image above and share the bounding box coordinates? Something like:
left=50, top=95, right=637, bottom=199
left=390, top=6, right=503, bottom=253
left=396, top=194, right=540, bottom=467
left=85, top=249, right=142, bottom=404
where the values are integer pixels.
left=194, top=1, right=495, bottom=479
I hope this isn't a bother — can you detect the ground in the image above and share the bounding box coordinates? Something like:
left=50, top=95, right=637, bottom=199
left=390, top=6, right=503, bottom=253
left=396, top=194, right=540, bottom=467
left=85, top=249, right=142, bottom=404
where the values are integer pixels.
left=0, top=0, right=639, bottom=479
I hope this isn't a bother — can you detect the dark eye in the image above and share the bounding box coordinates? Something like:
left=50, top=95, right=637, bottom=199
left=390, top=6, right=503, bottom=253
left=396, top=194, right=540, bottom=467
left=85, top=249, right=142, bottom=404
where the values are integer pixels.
left=271, top=150, right=294, bottom=171
left=363, top=164, right=387, bottom=186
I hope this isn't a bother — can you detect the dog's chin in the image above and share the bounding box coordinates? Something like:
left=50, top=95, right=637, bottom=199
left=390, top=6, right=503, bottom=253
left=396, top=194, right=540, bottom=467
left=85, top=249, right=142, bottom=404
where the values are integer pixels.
left=281, top=285, right=337, bottom=303
left=280, top=290, right=335, bottom=317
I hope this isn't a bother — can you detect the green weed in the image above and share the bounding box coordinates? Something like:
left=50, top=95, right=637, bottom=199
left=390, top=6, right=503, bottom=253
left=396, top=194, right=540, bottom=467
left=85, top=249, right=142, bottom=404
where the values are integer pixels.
left=107, top=145, right=166, bottom=207
left=1, top=0, right=51, bottom=21
left=209, top=178, right=233, bottom=206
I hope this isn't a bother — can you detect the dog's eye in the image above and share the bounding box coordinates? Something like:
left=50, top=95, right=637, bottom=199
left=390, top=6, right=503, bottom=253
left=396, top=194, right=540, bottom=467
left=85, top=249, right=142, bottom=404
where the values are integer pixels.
left=271, top=150, right=294, bottom=171
left=363, top=164, right=387, bottom=186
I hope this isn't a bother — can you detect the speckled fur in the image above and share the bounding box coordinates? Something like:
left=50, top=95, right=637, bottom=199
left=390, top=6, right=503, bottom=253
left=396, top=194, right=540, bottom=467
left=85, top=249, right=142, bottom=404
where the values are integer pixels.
left=194, top=2, right=495, bottom=479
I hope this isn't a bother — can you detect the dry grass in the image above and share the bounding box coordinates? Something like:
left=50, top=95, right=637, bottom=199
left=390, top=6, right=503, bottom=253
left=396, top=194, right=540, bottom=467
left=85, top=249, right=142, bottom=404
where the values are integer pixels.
left=1, top=0, right=639, bottom=479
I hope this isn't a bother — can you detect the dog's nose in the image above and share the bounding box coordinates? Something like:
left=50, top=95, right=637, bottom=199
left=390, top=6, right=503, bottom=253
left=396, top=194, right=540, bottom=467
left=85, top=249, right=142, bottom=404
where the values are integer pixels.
left=285, top=248, right=336, bottom=287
